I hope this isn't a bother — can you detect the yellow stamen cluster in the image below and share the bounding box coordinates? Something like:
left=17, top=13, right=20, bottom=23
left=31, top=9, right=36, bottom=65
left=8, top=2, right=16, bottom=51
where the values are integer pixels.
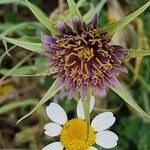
left=60, top=118, right=95, bottom=150
left=55, top=27, right=112, bottom=84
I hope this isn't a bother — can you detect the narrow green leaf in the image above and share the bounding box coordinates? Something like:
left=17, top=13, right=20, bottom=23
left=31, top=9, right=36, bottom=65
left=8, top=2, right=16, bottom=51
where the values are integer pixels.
left=0, top=35, right=42, bottom=52
left=17, top=78, right=64, bottom=123
left=77, top=0, right=85, bottom=8
left=25, top=0, right=57, bottom=34
left=67, top=0, right=82, bottom=19
left=98, top=1, right=150, bottom=36
left=83, top=4, right=94, bottom=22
left=0, top=99, right=38, bottom=115
left=111, top=85, right=150, bottom=120
left=126, top=49, right=150, bottom=60
left=83, top=0, right=107, bottom=23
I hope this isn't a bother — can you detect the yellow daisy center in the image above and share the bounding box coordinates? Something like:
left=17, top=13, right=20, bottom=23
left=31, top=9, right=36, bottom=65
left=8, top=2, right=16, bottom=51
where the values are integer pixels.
left=60, top=118, right=96, bottom=150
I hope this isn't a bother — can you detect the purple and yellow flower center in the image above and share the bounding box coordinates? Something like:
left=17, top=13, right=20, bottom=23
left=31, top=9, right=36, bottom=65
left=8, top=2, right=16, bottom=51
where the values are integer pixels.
left=41, top=14, right=127, bottom=99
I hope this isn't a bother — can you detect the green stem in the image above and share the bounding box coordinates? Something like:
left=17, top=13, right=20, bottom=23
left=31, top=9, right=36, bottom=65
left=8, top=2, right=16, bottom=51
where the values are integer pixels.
left=82, top=87, right=92, bottom=141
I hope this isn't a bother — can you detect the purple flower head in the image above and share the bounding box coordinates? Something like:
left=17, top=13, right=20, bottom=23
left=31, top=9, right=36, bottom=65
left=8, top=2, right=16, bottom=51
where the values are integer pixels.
left=41, top=14, right=127, bottom=99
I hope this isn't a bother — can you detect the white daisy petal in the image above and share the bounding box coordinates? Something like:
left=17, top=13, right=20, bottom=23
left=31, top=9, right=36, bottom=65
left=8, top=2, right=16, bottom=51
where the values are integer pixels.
left=96, top=131, right=118, bottom=149
left=90, top=95, right=95, bottom=112
left=77, top=95, right=95, bottom=119
left=42, top=142, right=64, bottom=150
left=91, top=112, right=115, bottom=132
left=46, top=103, right=68, bottom=125
left=77, top=99, right=84, bottom=119
left=44, top=123, right=62, bottom=137
left=88, top=146, right=98, bottom=150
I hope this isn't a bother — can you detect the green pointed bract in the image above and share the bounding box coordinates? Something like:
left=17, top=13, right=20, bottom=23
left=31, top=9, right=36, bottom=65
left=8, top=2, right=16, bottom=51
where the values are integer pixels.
left=17, top=78, right=64, bottom=123
left=25, top=0, right=57, bottom=34
left=67, top=0, right=82, bottom=19
left=83, top=0, right=107, bottom=23
left=98, top=1, right=150, bottom=37
left=126, top=49, right=150, bottom=60
left=111, top=84, right=150, bottom=120
left=0, top=35, right=42, bottom=52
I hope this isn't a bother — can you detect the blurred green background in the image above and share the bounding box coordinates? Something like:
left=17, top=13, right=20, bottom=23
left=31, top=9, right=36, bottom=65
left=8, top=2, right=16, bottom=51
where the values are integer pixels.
left=0, top=0, right=150, bottom=149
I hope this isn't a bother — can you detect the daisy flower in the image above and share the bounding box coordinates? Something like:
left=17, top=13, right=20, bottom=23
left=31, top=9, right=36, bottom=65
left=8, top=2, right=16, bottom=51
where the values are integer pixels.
left=42, top=96, right=118, bottom=150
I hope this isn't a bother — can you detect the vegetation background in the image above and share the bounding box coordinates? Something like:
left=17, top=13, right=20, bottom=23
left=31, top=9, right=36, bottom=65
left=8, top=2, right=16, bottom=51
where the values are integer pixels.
left=0, top=0, right=150, bottom=149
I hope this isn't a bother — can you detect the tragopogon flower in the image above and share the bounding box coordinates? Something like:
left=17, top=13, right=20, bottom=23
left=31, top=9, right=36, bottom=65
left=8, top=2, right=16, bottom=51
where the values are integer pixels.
left=41, top=14, right=127, bottom=99
left=42, top=96, right=118, bottom=150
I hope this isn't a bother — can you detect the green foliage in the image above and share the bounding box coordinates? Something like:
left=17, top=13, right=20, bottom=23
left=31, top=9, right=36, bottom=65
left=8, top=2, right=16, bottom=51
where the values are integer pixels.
left=25, top=0, right=57, bottom=34
left=98, top=1, right=150, bottom=37
left=0, top=0, right=150, bottom=149
left=0, top=36, right=42, bottom=52
left=126, top=49, right=150, bottom=60
left=0, top=99, right=38, bottom=115
left=111, top=84, right=150, bottom=120
left=0, top=0, right=26, bottom=5
left=67, top=0, right=82, bottom=19
left=83, top=0, right=107, bottom=23
left=116, top=116, right=150, bottom=150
